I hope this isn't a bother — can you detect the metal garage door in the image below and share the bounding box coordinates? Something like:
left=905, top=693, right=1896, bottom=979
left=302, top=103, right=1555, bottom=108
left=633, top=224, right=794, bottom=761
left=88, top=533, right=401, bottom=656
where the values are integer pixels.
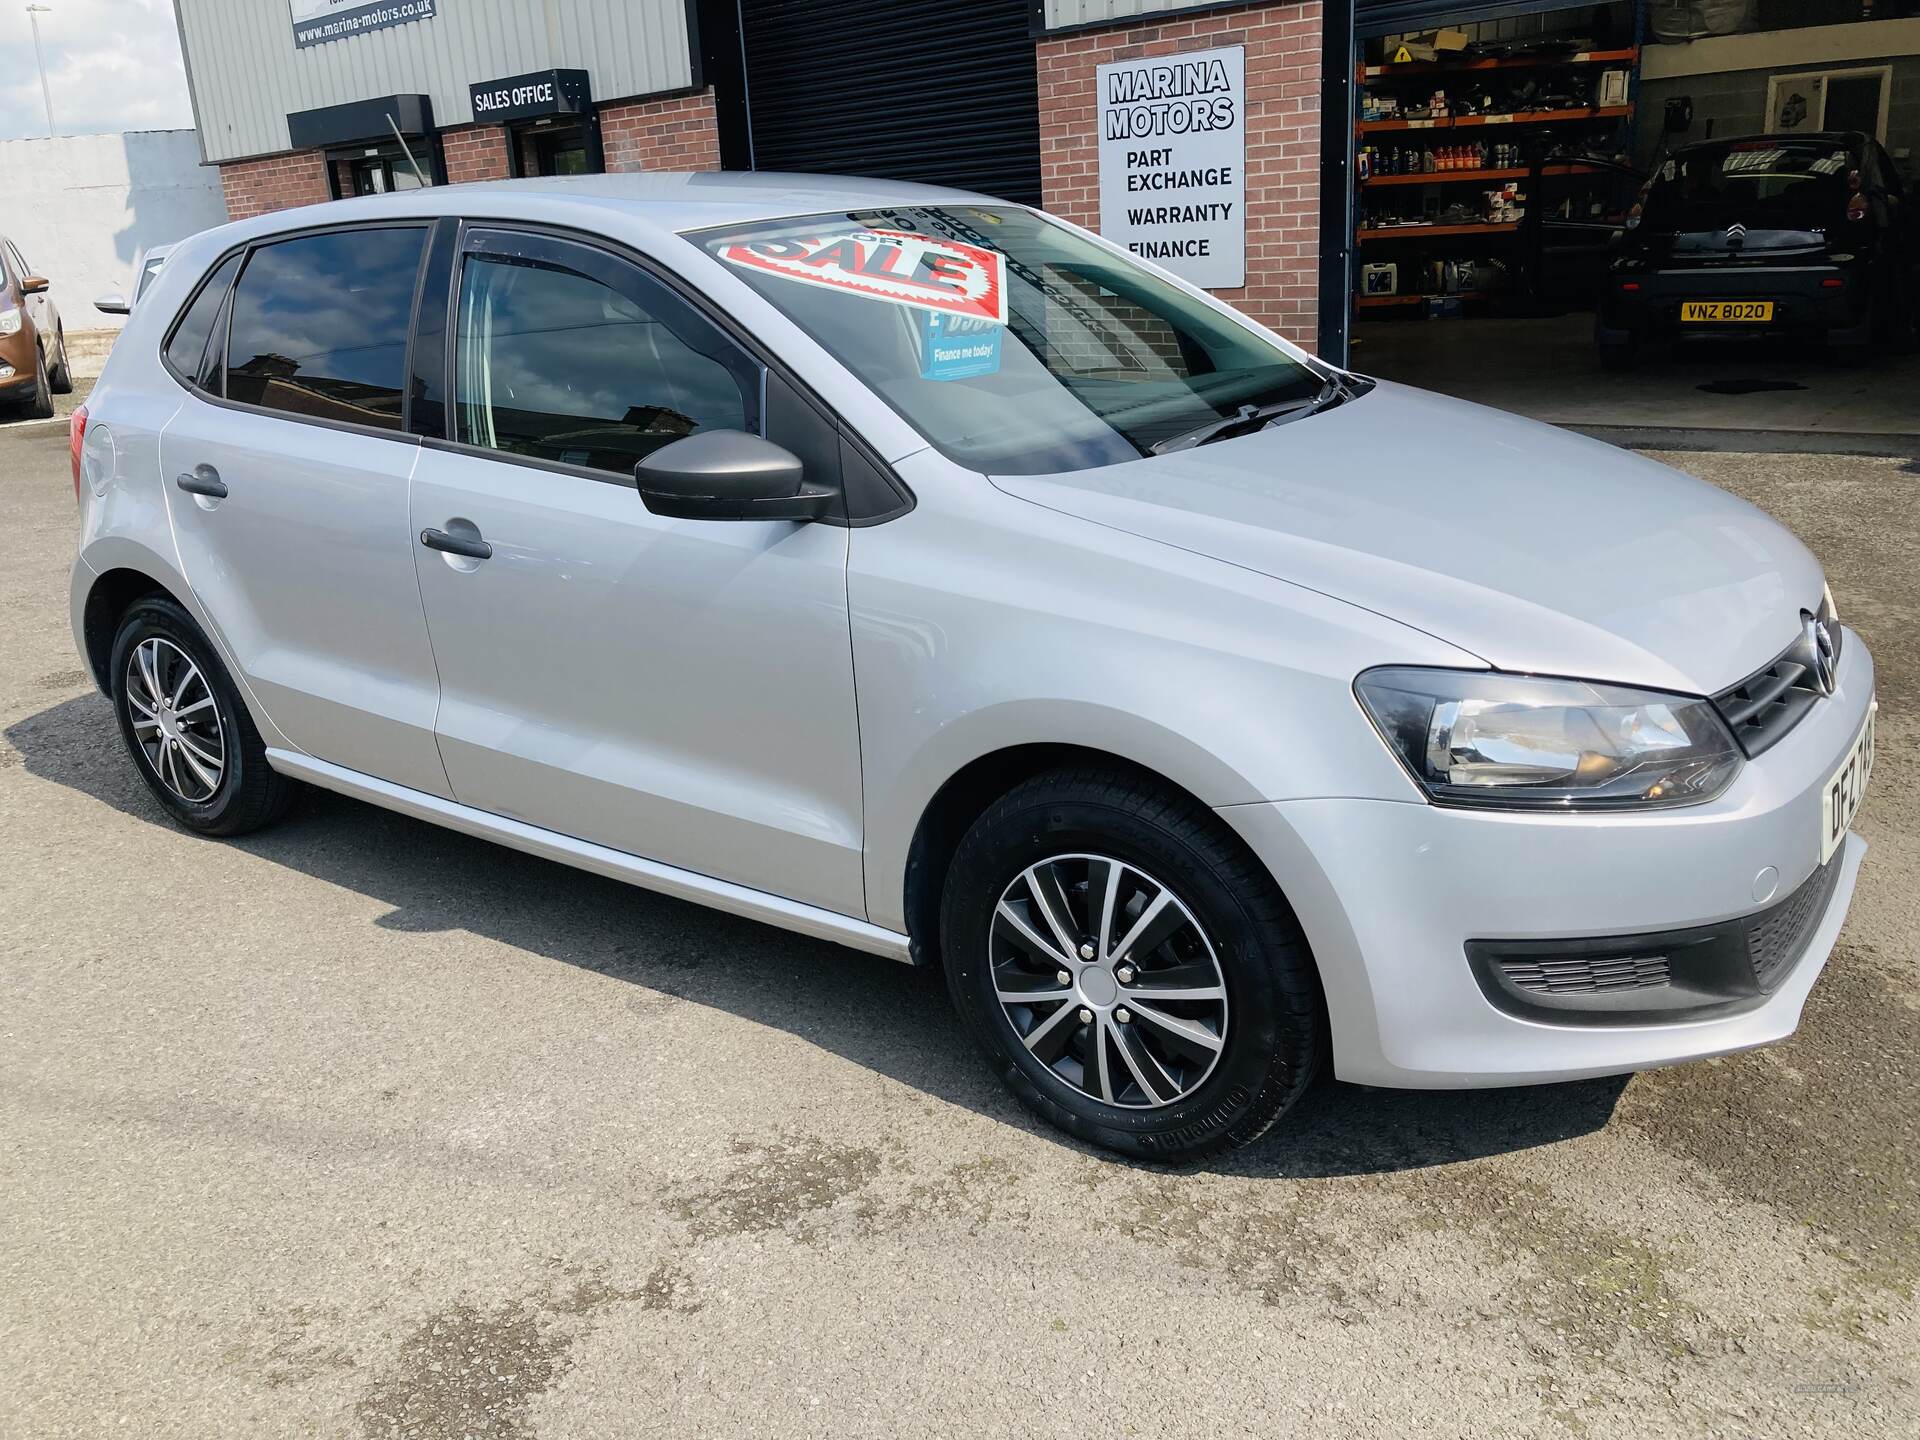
left=737, top=0, right=1042, bottom=204
left=1356, top=0, right=1590, bottom=37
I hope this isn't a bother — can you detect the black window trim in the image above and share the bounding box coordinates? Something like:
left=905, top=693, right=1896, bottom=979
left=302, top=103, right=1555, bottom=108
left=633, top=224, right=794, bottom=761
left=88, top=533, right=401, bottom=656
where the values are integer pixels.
left=422, top=218, right=913, bottom=525
left=159, top=217, right=436, bottom=449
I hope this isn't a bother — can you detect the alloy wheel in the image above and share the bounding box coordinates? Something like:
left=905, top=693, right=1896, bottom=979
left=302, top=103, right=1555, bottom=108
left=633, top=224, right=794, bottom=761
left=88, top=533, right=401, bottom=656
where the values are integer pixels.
left=990, top=854, right=1229, bottom=1109
left=125, top=637, right=227, bottom=803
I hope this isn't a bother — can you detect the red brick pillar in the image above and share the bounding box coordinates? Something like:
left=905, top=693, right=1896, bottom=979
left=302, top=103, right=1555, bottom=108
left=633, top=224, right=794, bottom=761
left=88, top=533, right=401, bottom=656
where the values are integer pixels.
left=442, top=124, right=513, bottom=183
left=599, top=91, right=722, bottom=173
left=1036, top=3, right=1324, bottom=350
left=218, top=151, right=333, bottom=220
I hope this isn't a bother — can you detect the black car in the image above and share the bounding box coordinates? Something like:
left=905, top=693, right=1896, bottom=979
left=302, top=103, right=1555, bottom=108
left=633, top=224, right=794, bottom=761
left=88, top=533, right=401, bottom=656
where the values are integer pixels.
left=1596, top=132, right=1919, bottom=368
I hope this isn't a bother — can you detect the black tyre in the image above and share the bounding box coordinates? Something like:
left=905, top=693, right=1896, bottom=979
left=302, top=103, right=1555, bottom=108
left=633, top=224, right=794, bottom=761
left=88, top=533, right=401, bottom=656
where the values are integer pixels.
left=110, top=596, right=295, bottom=836
left=940, top=767, right=1324, bottom=1161
left=22, top=342, right=54, bottom=419
left=49, top=325, right=74, bottom=394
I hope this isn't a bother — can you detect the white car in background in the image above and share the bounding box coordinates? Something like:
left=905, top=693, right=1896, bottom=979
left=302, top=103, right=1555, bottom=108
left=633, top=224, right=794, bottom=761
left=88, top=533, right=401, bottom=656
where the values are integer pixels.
left=93, top=243, right=177, bottom=317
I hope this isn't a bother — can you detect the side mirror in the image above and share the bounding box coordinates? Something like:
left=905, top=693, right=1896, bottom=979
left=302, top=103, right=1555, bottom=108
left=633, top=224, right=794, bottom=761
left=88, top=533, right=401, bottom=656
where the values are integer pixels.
left=94, top=292, right=131, bottom=316
left=636, top=430, right=836, bottom=522
left=20, top=276, right=49, bottom=295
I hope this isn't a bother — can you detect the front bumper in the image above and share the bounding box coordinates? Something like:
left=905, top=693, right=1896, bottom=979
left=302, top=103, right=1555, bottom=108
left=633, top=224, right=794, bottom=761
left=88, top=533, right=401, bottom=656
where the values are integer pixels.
left=1220, top=632, right=1874, bottom=1088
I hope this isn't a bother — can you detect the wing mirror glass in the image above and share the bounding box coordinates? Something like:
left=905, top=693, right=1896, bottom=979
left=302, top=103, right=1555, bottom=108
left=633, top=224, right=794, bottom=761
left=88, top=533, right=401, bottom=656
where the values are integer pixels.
left=94, top=292, right=131, bottom=316
left=21, top=276, right=49, bottom=295
left=636, top=431, right=837, bottom=522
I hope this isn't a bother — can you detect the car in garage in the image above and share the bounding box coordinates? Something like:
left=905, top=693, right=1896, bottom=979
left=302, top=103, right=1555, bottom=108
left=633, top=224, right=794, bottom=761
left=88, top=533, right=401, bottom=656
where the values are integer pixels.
left=1597, top=131, right=1920, bottom=368
left=0, top=233, right=74, bottom=418
left=67, top=174, right=1875, bottom=1159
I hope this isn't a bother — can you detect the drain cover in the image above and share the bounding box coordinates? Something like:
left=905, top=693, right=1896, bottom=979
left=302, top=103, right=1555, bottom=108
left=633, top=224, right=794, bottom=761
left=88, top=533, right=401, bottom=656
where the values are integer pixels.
left=1697, top=378, right=1808, bottom=395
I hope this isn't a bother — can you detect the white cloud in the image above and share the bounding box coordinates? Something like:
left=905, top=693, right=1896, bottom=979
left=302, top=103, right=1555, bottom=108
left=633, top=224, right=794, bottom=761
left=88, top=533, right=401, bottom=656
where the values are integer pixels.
left=0, top=0, right=194, bottom=140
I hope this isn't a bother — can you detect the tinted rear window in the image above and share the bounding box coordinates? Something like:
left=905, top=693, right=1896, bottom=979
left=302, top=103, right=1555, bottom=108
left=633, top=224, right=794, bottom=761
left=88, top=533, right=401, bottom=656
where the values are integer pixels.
left=164, top=253, right=241, bottom=384
left=225, top=227, right=426, bottom=431
left=1643, top=142, right=1852, bottom=232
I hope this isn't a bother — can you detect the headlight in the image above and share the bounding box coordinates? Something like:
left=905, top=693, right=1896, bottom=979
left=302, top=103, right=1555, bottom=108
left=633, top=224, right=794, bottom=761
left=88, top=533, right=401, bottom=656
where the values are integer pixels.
left=1355, top=668, right=1742, bottom=810
left=0, top=307, right=21, bottom=336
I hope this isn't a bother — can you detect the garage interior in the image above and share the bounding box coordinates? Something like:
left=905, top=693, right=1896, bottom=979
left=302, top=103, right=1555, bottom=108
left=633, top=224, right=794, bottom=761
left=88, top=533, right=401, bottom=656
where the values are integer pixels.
left=1346, top=0, right=1920, bottom=439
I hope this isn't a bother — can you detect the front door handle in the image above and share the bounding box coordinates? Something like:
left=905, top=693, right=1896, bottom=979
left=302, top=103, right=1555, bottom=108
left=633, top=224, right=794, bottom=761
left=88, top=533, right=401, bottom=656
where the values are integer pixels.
left=175, top=465, right=227, bottom=499
left=420, top=527, right=493, bottom=561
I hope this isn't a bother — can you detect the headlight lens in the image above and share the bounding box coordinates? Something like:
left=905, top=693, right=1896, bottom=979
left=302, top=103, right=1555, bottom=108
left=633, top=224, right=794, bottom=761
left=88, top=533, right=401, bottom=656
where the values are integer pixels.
left=0, top=307, right=21, bottom=336
left=1355, top=667, right=1742, bottom=810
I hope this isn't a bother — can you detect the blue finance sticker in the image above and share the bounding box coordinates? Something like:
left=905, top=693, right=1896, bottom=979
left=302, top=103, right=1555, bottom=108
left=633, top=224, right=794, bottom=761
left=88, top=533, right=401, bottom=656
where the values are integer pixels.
left=920, top=311, right=1004, bottom=382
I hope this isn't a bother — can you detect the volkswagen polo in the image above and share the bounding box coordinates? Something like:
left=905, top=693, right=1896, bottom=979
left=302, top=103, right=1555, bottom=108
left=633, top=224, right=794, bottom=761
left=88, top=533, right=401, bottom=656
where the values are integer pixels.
left=69, top=174, right=1875, bottom=1159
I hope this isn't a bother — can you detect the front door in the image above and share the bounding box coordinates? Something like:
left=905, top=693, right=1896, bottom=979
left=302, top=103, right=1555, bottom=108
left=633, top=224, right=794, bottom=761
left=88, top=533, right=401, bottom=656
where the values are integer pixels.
left=408, top=227, right=866, bottom=916
left=159, top=224, right=450, bottom=797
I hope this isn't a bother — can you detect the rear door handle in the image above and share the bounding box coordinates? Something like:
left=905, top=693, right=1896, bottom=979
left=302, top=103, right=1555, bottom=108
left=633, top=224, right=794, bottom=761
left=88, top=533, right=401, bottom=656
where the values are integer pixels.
left=175, top=465, right=227, bottom=499
left=420, top=527, right=493, bottom=561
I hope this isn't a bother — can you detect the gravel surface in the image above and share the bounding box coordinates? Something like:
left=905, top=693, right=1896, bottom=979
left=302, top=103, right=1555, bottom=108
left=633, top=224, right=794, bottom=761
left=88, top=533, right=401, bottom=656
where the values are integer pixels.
left=2, top=426, right=1914, bottom=1439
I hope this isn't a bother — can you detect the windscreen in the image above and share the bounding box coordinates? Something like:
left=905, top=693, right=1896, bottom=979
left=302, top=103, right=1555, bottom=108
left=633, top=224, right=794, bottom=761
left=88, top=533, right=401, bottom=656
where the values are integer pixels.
left=1641, top=141, right=1852, bottom=234
left=691, top=206, right=1322, bottom=475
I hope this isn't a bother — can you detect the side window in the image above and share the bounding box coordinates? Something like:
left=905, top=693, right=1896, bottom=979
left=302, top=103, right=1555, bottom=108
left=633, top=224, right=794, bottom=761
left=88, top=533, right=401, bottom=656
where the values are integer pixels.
left=163, top=253, right=241, bottom=388
left=7, top=242, right=30, bottom=279
left=225, top=227, right=427, bottom=432
left=452, top=237, right=760, bottom=476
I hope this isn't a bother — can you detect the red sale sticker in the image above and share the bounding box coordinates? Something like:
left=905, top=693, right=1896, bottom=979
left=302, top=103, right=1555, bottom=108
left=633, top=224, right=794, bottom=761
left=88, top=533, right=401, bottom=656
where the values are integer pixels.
left=718, top=229, right=1008, bottom=324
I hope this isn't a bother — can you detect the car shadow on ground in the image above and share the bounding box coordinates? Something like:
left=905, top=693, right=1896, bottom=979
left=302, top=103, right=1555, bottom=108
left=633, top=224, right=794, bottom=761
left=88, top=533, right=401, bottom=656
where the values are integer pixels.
left=7, top=692, right=1627, bottom=1178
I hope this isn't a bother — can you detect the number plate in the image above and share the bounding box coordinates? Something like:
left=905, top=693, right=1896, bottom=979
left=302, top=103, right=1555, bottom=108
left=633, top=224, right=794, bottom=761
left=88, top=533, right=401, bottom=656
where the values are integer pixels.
left=1821, top=702, right=1875, bottom=865
left=1681, top=300, right=1774, bottom=323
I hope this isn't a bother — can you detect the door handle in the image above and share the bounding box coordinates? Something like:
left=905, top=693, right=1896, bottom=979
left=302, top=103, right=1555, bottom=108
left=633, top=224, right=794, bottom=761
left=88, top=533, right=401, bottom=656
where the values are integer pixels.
left=175, top=465, right=227, bottom=499
left=420, top=527, right=493, bottom=561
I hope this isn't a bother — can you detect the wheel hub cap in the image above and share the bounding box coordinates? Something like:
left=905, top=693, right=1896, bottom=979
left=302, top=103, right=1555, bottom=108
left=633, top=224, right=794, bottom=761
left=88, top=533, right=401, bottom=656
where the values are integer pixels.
left=990, top=853, right=1229, bottom=1110
left=125, top=637, right=226, bottom=804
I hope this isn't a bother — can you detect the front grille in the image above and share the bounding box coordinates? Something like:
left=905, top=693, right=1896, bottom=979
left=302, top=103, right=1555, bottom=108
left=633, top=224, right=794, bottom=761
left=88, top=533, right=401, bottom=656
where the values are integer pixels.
left=1498, top=951, right=1671, bottom=995
left=1713, top=649, right=1821, bottom=757
left=1749, top=853, right=1844, bottom=991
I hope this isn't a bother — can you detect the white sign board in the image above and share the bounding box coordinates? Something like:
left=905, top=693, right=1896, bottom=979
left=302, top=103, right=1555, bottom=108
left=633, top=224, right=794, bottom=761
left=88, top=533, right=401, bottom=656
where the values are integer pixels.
left=1097, top=45, right=1246, bottom=290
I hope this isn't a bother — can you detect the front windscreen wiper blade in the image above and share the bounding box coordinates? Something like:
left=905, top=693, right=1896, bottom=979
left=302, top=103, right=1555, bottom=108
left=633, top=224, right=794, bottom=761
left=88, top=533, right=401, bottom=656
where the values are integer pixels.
left=1149, top=375, right=1351, bottom=455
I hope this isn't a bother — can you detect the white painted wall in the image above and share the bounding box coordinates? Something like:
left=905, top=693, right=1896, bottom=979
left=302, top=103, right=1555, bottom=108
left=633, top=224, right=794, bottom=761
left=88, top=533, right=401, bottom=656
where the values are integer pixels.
left=0, top=130, right=227, bottom=332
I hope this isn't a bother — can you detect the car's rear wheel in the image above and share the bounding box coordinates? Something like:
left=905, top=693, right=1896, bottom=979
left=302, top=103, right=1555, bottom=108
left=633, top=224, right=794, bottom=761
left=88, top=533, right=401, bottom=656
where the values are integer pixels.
left=48, top=325, right=73, bottom=394
left=110, top=596, right=295, bottom=835
left=940, top=767, right=1323, bottom=1161
left=22, top=342, right=54, bottom=419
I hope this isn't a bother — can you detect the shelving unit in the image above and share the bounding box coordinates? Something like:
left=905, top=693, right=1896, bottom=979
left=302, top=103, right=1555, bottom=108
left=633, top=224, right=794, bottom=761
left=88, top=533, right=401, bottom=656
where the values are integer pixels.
left=1352, top=38, right=1639, bottom=316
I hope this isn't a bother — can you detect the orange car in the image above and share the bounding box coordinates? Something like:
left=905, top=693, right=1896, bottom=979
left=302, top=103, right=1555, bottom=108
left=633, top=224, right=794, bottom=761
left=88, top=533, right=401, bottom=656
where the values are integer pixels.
left=0, top=233, right=75, bottom=418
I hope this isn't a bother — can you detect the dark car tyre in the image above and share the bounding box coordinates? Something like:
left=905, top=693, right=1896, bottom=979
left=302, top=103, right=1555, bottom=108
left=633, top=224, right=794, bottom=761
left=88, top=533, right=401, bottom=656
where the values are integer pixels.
left=941, top=766, right=1324, bottom=1161
left=49, top=325, right=74, bottom=394
left=110, top=596, right=295, bottom=836
left=23, top=342, right=54, bottom=419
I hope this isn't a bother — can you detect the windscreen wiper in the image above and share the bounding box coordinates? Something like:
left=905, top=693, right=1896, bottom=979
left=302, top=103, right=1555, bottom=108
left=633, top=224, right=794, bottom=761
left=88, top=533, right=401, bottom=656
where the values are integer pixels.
left=1149, top=375, right=1354, bottom=455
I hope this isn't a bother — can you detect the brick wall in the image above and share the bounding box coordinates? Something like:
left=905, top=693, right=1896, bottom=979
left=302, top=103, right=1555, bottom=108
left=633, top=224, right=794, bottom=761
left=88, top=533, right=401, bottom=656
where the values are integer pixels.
left=600, top=90, right=721, bottom=173
left=1037, top=2, right=1324, bottom=349
left=218, top=150, right=332, bottom=220
left=442, top=123, right=512, bottom=184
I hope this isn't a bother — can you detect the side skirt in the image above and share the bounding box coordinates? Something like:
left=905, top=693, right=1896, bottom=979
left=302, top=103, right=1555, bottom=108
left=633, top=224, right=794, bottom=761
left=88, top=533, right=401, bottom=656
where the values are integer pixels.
left=265, top=749, right=914, bottom=964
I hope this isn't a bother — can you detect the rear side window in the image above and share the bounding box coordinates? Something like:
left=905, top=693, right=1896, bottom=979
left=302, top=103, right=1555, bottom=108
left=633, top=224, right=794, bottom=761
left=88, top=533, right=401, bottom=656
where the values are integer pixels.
left=225, top=227, right=427, bottom=432
left=164, top=253, right=241, bottom=385
left=452, top=236, right=759, bottom=476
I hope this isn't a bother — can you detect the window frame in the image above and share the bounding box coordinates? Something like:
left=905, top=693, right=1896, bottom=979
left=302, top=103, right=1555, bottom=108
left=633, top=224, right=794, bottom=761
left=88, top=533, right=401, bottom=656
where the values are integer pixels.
left=415, top=219, right=913, bottom=525
left=436, top=223, right=769, bottom=490
left=158, top=219, right=434, bottom=448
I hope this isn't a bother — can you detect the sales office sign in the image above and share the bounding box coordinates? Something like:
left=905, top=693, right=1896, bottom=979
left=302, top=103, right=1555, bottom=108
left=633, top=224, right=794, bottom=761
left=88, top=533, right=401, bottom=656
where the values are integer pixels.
left=1097, top=45, right=1246, bottom=290
left=290, top=0, right=438, bottom=50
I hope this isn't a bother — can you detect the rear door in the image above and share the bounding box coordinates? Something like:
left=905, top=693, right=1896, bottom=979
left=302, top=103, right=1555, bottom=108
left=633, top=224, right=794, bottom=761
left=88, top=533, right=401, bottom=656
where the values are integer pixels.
left=158, top=224, right=451, bottom=797
left=406, top=226, right=866, bottom=915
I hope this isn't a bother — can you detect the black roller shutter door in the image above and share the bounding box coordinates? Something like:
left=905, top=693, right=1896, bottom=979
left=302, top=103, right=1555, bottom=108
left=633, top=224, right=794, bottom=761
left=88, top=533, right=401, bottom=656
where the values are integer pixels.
left=1356, top=0, right=1585, bottom=37
left=738, top=0, right=1042, bottom=205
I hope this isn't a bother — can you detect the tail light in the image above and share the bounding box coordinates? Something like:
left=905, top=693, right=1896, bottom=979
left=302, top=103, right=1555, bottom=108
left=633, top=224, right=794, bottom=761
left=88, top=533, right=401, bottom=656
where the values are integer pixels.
left=69, top=404, right=87, bottom=501
left=1847, top=192, right=1869, bottom=222
left=1821, top=277, right=1845, bottom=289
left=1619, top=280, right=1642, bottom=292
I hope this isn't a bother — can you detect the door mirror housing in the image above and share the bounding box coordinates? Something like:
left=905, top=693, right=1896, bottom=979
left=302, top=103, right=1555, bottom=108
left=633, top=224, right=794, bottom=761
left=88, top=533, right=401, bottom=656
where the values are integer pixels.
left=636, top=431, right=836, bottom=522
left=20, top=276, right=49, bottom=296
left=93, top=291, right=131, bottom=316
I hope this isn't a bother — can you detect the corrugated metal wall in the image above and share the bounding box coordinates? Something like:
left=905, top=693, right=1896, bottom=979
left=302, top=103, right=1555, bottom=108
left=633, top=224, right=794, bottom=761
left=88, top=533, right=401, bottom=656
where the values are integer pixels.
left=177, top=0, right=695, bottom=163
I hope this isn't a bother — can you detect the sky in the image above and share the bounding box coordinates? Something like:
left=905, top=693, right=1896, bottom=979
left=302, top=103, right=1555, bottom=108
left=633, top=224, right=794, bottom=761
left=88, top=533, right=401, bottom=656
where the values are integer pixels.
left=0, top=0, right=195, bottom=141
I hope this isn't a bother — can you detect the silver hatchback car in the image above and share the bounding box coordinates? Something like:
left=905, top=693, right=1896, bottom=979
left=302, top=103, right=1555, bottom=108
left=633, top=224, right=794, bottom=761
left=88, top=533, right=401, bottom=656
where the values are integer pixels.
left=69, top=173, right=1875, bottom=1160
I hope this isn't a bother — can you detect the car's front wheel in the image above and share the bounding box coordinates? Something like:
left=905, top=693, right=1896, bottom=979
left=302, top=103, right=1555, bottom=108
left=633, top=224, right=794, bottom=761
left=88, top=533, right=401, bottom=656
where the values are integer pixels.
left=110, top=596, right=295, bottom=835
left=22, top=342, right=54, bottom=418
left=48, top=325, right=74, bottom=394
left=940, top=767, right=1323, bottom=1161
